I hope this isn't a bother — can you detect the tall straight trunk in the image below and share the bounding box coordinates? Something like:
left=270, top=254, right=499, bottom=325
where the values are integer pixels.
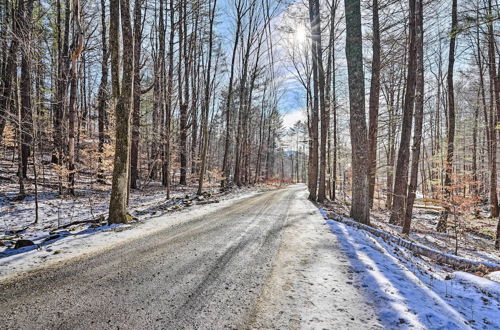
left=190, top=12, right=201, bottom=176
left=108, top=0, right=134, bottom=224
left=497, top=62, right=500, bottom=250
left=313, top=0, right=330, bottom=203
left=241, top=20, right=267, bottom=185
left=158, top=0, right=166, bottom=187
left=221, top=0, right=244, bottom=188
left=403, top=0, right=424, bottom=235
left=68, top=0, right=84, bottom=194
left=487, top=1, right=500, bottom=248
left=179, top=101, right=188, bottom=185
left=325, top=1, right=338, bottom=201
left=163, top=0, right=174, bottom=198
left=197, top=0, right=217, bottom=195
left=308, top=0, right=320, bottom=201
left=485, top=0, right=499, bottom=218
left=52, top=0, right=70, bottom=168
left=472, top=89, right=479, bottom=196
left=96, top=0, right=109, bottom=184
left=17, top=77, right=25, bottom=197
left=470, top=10, right=482, bottom=197
left=234, top=2, right=257, bottom=187
left=176, top=1, right=187, bottom=186
left=178, top=0, right=189, bottom=186
left=20, top=0, right=34, bottom=180
left=344, top=0, right=370, bottom=224
left=254, top=86, right=267, bottom=183
left=130, top=0, right=143, bottom=189
left=385, top=84, right=397, bottom=209
left=0, top=0, right=21, bottom=143
left=368, top=0, right=380, bottom=208
left=234, top=8, right=253, bottom=186
left=436, top=0, right=457, bottom=232
left=389, top=0, right=417, bottom=225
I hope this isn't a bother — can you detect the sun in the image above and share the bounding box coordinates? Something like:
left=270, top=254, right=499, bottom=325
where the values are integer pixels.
left=295, top=25, right=308, bottom=45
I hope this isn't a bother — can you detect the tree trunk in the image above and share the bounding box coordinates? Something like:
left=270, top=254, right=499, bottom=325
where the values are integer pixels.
left=19, top=0, right=34, bottom=181
left=308, top=0, right=320, bottom=201
left=67, top=0, right=84, bottom=195
left=0, top=0, right=22, bottom=144
left=436, top=0, right=457, bottom=232
left=310, top=0, right=328, bottom=203
left=130, top=0, right=143, bottom=190
left=367, top=0, right=381, bottom=208
left=178, top=0, right=189, bottom=186
left=108, top=0, right=134, bottom=224
left=486, top=0, right=499, bottom=218
left=389, top=0, right=417, bottom=225
left=163, top=0, right=175, bottom=198
left=96, top=0, right=109, bottom=184
left=344, top=0, right=370, bottom=224
left=52, top=0, right=70, bottom=170
left=221, top=0, right=246, bottom=188
left=197, top=0, right=217, bottom=195
left=403, top=0, right=424, bottom=235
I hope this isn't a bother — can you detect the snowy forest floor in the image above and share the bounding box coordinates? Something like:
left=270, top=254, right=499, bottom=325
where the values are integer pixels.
left=320, top=196, right=500, bottom=328
left=0, top=168, right=499, bottom=328
left=323, top=197, right=500, bottom=270
left=0, top=153, right=283, bottom=280
left=321, top=210, right=500, bottom=329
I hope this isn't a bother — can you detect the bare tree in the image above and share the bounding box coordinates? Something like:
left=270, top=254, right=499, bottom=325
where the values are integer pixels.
left=198, top=0, right=217, bottom=195
left=367, top=0, right=380, bottom=208
left=389, top=0, right=417, bottom=225
left=344, top=0, right=370, bottom=224
left=403, top=0, right=424, bottom=235
left=108, top=0, right=134, bottom=224
left=436, top=0, right=458, bottom=232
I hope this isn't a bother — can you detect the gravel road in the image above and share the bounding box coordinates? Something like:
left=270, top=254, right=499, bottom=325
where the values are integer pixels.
left=0, top=185, right=381, bottom=329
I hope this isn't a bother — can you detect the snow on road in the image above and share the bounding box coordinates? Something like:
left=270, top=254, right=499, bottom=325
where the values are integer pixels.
left=325, top=216, right=500, bottom=329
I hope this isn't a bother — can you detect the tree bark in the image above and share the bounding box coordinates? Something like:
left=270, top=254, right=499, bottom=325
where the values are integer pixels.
left=486, top=0, right=499, bottom=218
left=309, top=0, right=328, bottom=203
left=389, top=0, right=417, bottom=225
left=67, top=0, right=84, bottom=195
left=220, top=8, right=242, bottom=188
left=368, top=0, right=381, bottom=208
left=197, top=0, right=217, bottom=195
left=344, top=0, right=370, bottom=224
left=52, top=0, right=70, bottom=170
left=163, top=0, right=175, bottom=198
left=403, top=0, right=424, bottom=235
left=96, top=0, right=109, bottom=184
left=0, top=0, right=22, bottom=144
left=436, top=0, right=457, bottom=232
left=130, top=0, right=143, bottom=190
left=19, top=0, right=34, bottom=181
left=308, top=0, right=320, bottom=201
left=108, top=0, right=134, bottom=224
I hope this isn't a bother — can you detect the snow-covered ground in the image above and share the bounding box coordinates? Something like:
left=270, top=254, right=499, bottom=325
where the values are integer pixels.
left=324, top=212, right=500, bottom=329
left=0, top=181, right=253, bottom=243
left=369, top=202, right=500, bottom=265
left=0, top=188, right=263, bottom=281
left=2, top=181, right=499, bottom=329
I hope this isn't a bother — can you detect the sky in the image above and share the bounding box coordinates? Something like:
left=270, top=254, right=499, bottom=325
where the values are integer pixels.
left=216, top=0, right=309, bottom=129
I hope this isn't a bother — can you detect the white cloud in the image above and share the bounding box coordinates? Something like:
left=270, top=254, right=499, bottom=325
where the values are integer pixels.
left=282, top=108, right=306, bottom=129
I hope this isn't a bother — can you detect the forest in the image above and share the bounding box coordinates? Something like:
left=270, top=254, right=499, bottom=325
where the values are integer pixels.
left=1, top=0, right=500, bottom=328
left=0, top=0, right=499, bottom=253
